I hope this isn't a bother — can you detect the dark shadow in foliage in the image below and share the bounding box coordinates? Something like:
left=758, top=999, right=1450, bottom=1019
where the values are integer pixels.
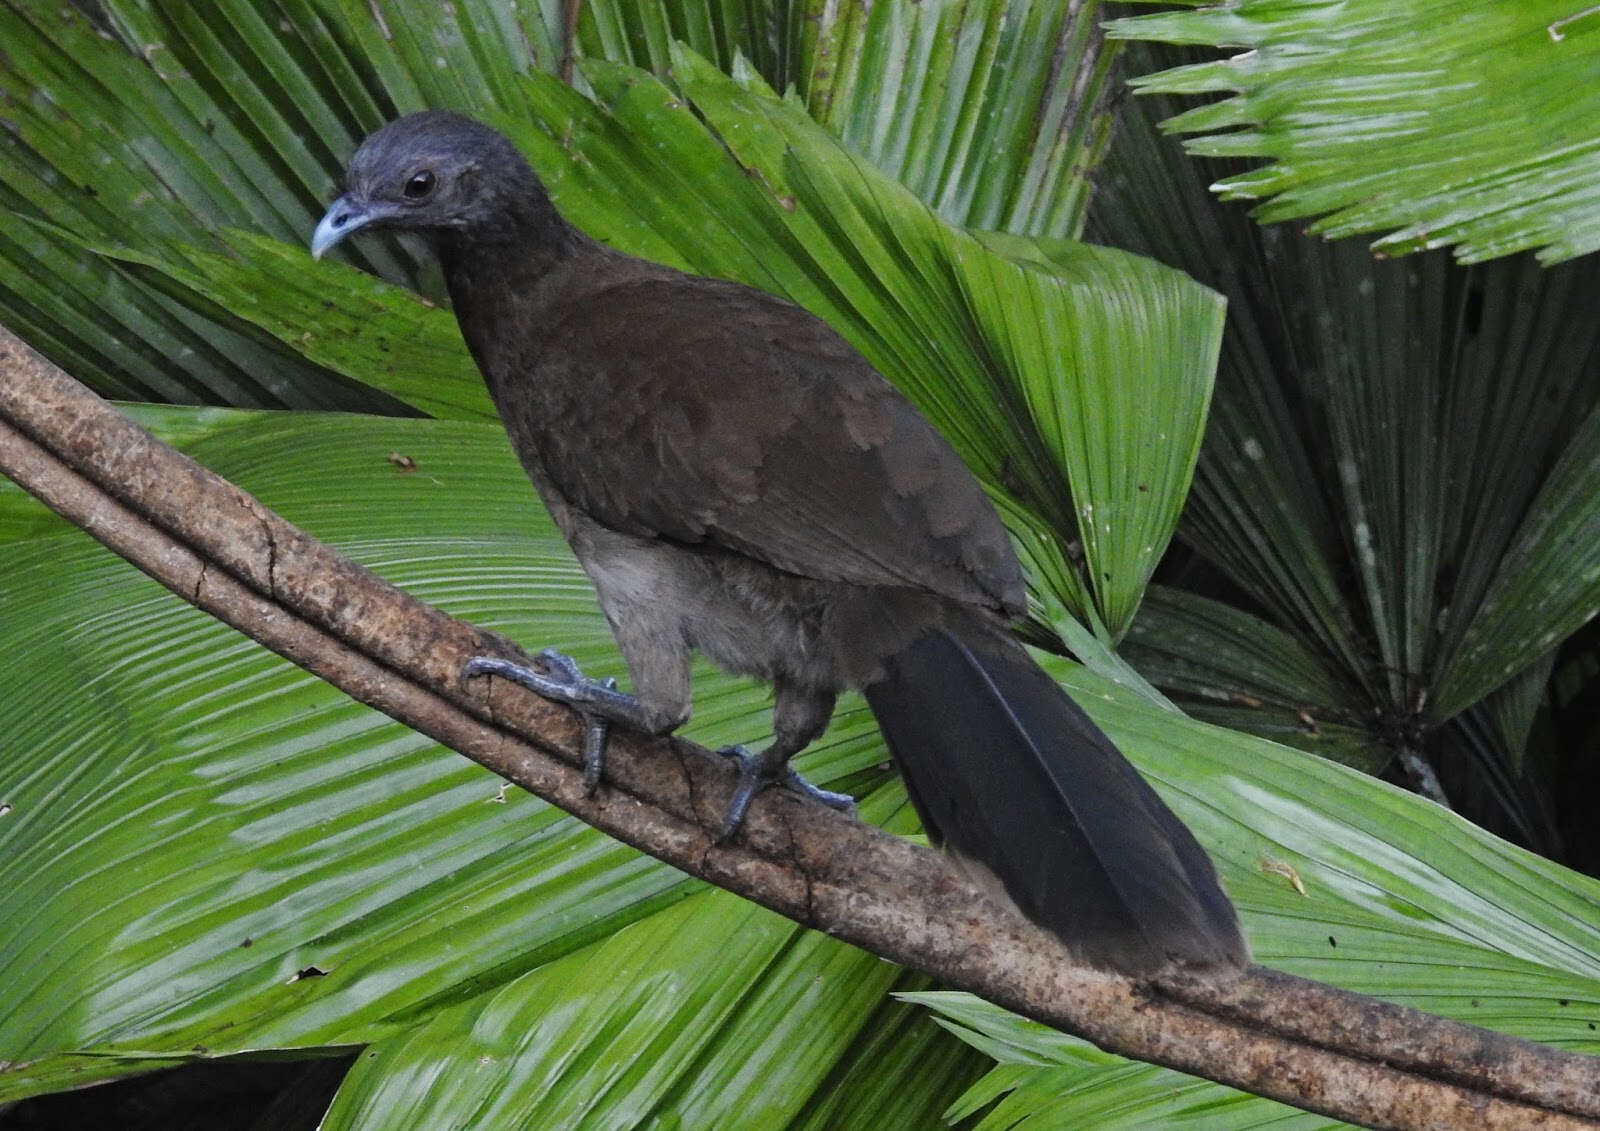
left=0, top=1054, right=356, bottom=1131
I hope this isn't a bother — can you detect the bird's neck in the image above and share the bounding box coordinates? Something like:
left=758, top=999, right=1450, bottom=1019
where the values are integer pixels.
left=436, top=209, right=591, bottom=397
left=436, top=202, right=580, bottom=296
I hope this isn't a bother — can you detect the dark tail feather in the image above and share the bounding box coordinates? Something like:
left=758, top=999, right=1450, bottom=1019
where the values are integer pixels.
left=864, top=623, right=1247, bottom=975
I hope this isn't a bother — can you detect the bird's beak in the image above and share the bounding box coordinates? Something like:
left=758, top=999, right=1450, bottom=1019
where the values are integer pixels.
left=312, top=194, right=384, bottom=259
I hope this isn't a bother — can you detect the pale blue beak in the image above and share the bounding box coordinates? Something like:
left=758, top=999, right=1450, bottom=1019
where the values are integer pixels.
left=311, top=194, right=388, bottom=259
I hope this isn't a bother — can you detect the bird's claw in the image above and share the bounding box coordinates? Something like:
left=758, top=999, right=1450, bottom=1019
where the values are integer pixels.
left=714, top=744, right=855, bottom=841
left=461, top=650, right=620, bottom=794
left=581, top=676, right=618, bottom=794
left=534, top=646, right=583, bottom=684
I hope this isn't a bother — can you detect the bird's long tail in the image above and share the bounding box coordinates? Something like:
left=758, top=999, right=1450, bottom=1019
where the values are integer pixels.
left=864, top=622, right=1247, bottom=975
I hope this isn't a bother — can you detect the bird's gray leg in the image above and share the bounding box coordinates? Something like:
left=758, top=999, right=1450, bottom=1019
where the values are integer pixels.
left=461, top=630, right=689, bottom=793
left=719, top=682, right=853, bottom=839
left=462, top=650, right=630, bottom=792
left=461, top=650, right=653, bottom=728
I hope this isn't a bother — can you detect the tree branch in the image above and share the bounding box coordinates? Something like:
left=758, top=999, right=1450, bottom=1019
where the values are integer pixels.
left=1, top=324, right=1596, bottom=1130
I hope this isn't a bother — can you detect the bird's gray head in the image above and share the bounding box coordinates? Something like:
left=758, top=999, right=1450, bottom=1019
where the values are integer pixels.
left=312, top=110, right=552, bottom=259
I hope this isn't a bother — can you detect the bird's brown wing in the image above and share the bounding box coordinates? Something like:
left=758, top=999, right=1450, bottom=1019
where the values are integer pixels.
left=516, top=274, right=1024, bottom=616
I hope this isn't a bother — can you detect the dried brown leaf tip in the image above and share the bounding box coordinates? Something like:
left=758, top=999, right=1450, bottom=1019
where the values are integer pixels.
left=1259, top=857, right=1307, bottom=896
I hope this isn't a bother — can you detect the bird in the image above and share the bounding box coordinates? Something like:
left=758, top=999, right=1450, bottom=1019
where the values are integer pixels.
left=312, top=110, right=1247, bottom=975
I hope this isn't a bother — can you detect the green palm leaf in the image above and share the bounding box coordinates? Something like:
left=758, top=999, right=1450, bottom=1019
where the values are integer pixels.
left=792, top=0, right=1116, bottom=237
left=910, top=991, right=1325, bottom=1128
left=574, top=0, right=1116, bottom=236
left=0, top=0, right=1117, bottom=408
left=1122, top=585, right=1385, bottom=771
left=88, top=230, right=492, bottom=421
left=322, top=883, right=917, bottom=1130
left=1436, top=397, right=1600, bottom=717
left=1106, top=0, right=1600, bottom=264
left=1089, top=44, right=1600, bottom=843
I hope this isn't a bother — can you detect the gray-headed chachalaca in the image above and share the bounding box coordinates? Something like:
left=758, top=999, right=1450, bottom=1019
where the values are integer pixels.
left=312, top=111, right=1246, bottom=975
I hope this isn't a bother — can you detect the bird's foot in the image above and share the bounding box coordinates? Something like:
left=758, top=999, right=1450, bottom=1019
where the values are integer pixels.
left=462, top=649, right=637, bottom=793
left=714, top=744, right=855, bottom=841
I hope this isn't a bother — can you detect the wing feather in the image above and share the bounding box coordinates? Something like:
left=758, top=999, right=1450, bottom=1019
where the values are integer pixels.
left=520, top=275, right=1023, bottom=615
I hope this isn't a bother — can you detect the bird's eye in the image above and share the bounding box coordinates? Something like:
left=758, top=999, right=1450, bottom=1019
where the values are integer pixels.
left=403, top=170, right=436, bottom=199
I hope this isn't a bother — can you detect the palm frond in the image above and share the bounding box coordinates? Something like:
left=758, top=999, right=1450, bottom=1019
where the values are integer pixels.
left=1106, top=0, right=1600, bottom=264
left=1089, top=42, right=1600, bottom=838
left=0, top=0, right=1117, bottom=407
